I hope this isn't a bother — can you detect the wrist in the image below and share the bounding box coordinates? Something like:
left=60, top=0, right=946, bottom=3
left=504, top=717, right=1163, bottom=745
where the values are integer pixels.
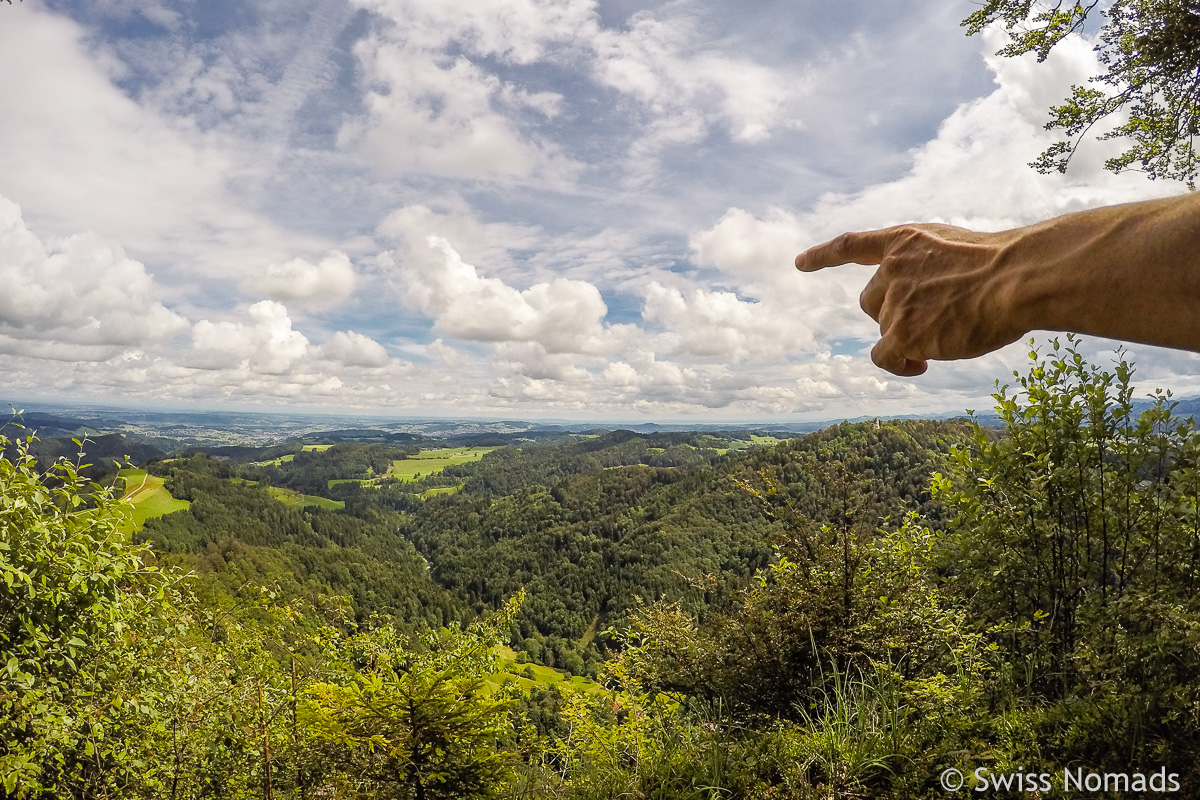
left=991, top=193, right=1200, bottom=350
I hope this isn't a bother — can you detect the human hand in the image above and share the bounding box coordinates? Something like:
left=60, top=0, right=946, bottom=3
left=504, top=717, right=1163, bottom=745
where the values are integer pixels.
left=795, top=223, right=1027, bottom=376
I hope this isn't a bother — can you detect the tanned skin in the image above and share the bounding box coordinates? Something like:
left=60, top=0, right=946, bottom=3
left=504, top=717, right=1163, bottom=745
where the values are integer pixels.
left=794, top=192, right=1200, bottom=376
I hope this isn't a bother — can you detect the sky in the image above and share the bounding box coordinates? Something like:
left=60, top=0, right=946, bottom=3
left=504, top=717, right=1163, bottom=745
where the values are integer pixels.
left=1, top=0, right=1197, bottom=422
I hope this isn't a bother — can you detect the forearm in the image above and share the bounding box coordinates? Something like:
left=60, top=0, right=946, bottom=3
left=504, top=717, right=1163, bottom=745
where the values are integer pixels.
left=1004, top=192, right=1200, bottom=352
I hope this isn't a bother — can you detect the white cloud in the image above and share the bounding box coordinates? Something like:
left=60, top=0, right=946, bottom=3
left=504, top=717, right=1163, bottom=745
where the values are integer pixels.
left=5, top=4, right=1197, bottom=420
left=399, top=235, right=611, bottom=353
left=0, top=196, right=188, bottom=356
left=339, top=3, right=579, bottom=182
left=641, top=282, right=816, bottom=361
left=694, top=30, right=1181, bottom=284
left=377, top=203, right=543, bottom=281
left=0, top=3, right=331, bottom=281
left=243, top=251, right=358, bottom=307
left=315, top=330, right=391, bottom=368
left=341, top=0, right=799, bottom=184
left=687, top=28, right=1189, bottom=382
left=592, top=10, right=798, bottom=145
left=188, top=301, right=310, bottom=374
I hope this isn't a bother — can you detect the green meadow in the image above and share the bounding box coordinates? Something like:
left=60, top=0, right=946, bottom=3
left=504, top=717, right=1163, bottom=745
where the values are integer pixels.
left=265, top=485, right=344, bottom=510
left=714, top=434, right=783, bottom=455
left=487, top=646, right=604, bottom=696
left=117, top=468, right=190, bottom=533
left=328, top=446, right=498, bottom=488
left=388, top=446, right=498, bottom=481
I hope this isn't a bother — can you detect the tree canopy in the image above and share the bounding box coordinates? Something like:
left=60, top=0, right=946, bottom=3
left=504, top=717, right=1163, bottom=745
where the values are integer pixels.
left=965, top=0, right=1200, bottom=185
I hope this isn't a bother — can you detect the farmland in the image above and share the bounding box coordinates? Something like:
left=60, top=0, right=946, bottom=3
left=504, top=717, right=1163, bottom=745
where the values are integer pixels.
left=328, top=446, right=497, bottom=488
left=116, top=468, right=190, bottom=532
left=265, top=485, right=344, bottom=510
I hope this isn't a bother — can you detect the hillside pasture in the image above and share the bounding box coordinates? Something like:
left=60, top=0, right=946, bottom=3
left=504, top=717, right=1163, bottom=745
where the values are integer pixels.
left=117, top=468, right=190, bottom=533
left=389, top=446, right=498, bottom=482
left=265, top=485, right=344, bottom=510
left=488, top=646, right=603, bottom=696
left=327, top=446, right=498, bottom=488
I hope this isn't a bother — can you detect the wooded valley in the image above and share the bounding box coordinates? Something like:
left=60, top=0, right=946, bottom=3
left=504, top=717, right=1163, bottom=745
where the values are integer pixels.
left=4, top=341, right=1200, bottom=798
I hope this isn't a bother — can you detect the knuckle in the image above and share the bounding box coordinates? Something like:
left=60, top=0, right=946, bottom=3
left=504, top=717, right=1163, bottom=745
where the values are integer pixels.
left=829, top=232, right=854, bottom=258
left=877, top=254, right=898, bottom=279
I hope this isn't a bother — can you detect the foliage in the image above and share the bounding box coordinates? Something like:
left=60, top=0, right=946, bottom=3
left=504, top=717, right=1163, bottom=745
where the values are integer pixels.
left=0, top=425, right=161, bottom=794
left=251, top=443, right=419, bottom=496
left=140, top=458, right=460, bottom=629
left=11, top=347, right=1200, bottom=797
left=963, top=0, right=1200, bottom=184
left=936, top=337, right=1200, bottom=781
left=301, top=595, right=524, bottom=799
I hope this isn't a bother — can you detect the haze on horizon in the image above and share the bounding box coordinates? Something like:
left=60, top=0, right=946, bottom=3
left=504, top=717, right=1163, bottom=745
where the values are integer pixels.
left=2, top=0, right=1197, bottom=421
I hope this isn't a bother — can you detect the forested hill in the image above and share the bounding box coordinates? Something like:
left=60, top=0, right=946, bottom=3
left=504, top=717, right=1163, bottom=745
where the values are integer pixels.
left=14, top=350, right=1200, bottom=798
left=139, top=419, right=970, bottom=673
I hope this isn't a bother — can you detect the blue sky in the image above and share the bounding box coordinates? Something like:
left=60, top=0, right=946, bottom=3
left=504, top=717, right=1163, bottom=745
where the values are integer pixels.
left=1, top=0, right=1197, bottom=420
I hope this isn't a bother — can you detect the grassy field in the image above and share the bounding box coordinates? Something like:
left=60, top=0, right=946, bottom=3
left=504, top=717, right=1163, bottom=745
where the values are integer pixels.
left=328, top=446, right=498, bottom=489
left=251, top=444, right=332, bottom=467
left=488, top=646, right=604, bottom=696
left=229, top=477, right=344, bottom=510
left=420, top=484, right=462, bottom=499
left=265, top=485, right=344, bottom=510
left=715, top=434, right=784, bottom=455
left=117, top=469, right=190, bottom=533
left=388, top=447, right=498, bottom=482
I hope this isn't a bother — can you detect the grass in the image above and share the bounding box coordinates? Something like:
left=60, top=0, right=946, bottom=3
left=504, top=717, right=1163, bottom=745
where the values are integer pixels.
left=420, top=484, right=462, bottom=499
left=226, top=477, right=345, bottom=510
left=488, top=646, right=604, bottom=696
left=252, top=445, right=330, bottom=467
left=265, top=485, right=344, bottom=510
left=715, top=434, right=785, bottom=455
left=388, top=447, right=498, bottom=482
left=327, top=447, right=499, bottom=489
left=578, top=613, right=602, bottom=649
left=117, top=469, right=190, bottom=533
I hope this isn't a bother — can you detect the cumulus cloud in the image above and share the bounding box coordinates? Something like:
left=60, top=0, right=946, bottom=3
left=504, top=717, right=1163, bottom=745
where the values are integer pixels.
left=0, top=196, right=188, bottom=357
left=6, top=3, right=1198, bottom=420
left=341, top=0, right=799, bottom=183
left=399, top=235, right=612, bottom=353
left=188, top=301, right=310, bottom=374
left=685, top=28, right=1191, bottom=396
left=0, top=3, right=333, bottom=283
left=242, top=251, right=357, bottom=307
left=377, top=203, right=543, bottom=282
left=641, top=281, right=816, bottom=361
left=692, top=31, right=1181, bottom=285
left=315, top=330, right=391, bottom=368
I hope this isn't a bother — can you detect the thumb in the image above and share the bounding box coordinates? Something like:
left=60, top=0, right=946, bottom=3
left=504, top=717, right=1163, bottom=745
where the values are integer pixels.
left=871, top=336, right=928, bottom=377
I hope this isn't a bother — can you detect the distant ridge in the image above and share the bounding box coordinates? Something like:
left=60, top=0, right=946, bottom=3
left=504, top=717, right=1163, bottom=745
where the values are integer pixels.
left=5, top=393, right=1199, bottom=448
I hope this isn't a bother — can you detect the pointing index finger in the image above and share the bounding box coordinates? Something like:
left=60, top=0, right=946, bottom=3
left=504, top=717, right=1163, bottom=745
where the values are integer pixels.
left=794, top=228, right=894, bottom=272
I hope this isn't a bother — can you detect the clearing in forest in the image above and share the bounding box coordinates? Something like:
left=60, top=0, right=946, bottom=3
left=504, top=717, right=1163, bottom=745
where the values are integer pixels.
left=116, top=468, right=190, bottom=532
left=488, top=646, right=604, bottom=696
left=388, top=446, right=498, bottom=481
left=327, top=446, right=498, bottom=488
left=265, top=485, right=344, bottom=510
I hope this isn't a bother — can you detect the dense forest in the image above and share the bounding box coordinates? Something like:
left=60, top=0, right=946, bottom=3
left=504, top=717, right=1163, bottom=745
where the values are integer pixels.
left=3, top=341, right=1200, bottom=798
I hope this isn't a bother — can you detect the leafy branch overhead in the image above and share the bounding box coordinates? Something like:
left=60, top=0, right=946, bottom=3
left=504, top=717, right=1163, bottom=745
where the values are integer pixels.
left=964, top=0, right=1200, bottom=186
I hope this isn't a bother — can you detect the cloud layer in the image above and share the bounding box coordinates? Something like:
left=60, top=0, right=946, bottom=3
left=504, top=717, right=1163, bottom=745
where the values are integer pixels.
left=1, top=2, right=1197, bottom=418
